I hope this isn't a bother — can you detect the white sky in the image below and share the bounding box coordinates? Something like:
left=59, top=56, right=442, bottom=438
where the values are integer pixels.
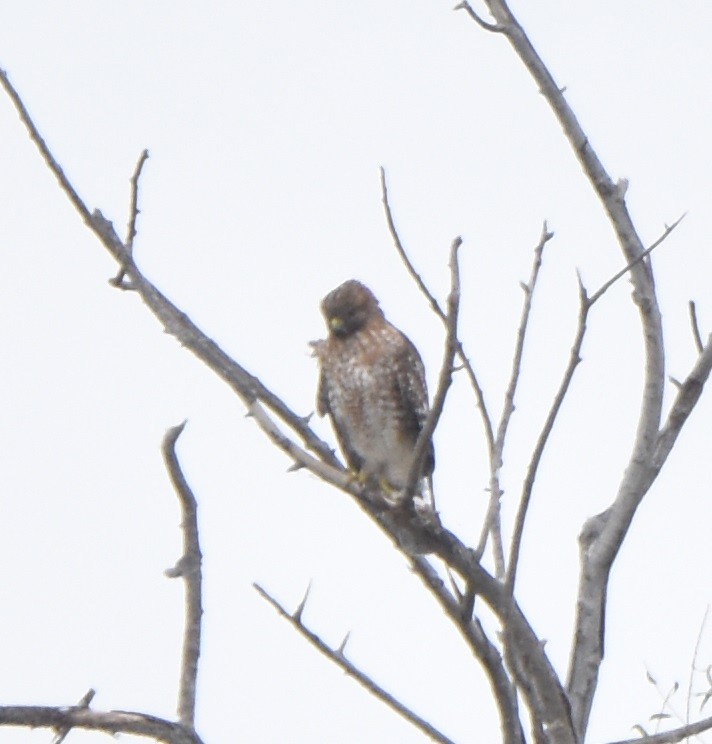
left=1, top=2, right=712, bottom=743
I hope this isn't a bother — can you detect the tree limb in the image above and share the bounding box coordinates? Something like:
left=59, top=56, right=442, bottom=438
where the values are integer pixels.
left=0, top=706, right=203, bottom=744
left=404, top=236, right=462, bottom=499
left=162, top=422, right=203, bottom=730
left=381, top=167, right=496, bottom=456
left=253, top=583, right=458, bottom=744
left=607, top=714, right=712, bottom=744
left=458, top=2, right=670, bottom=736
left=0, top=69, right=339, bottom=473
left=506, top=275, right=589, bottom=593
left=483, top=222, right=552, bottom=577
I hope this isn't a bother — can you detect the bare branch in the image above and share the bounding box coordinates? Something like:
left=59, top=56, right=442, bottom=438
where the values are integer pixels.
left=495, top=222, right=552, bottom=461
left=380, top=167, right=445, bottom=319
left=127, top=149, right=150, bottom=250
left=689, top=301, right=704, bottom=354
left=0, top=68, right=94, bottom=226
left=506, top=275, right=589, bottom=593
left=454, top=0, right=505, bottom=33
left=410, top=556, right=524, bottom=744
left=0, top=706, right=203, bottom=744
left=653, top=335, right=712, bottom=469
left=380, top=167, right=496, bottom=455
left=607, top=714, right=712, bottom=744
left=484, top=222, right=552, bottom=576
left=458, top=2, right=668, bottom=735
left=2, top=58, right=578, bottom=744
left=0, top=69, right=339, bottom=473
left=162, top=422, right=202, bottom=730
left=253, top=583, right=458, bottom=744
left=588, top=214, right=686, bottom=306
left=111, top=148, right=150, bottom=288
left=404, top=237, right=462, bottom=498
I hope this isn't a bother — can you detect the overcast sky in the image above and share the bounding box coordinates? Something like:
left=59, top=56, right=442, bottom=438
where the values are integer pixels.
left=2, top=3, right=712, bottom=743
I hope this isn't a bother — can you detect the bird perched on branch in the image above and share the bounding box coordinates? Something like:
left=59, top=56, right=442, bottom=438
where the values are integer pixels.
left=312, top=279, right=435, bottom=508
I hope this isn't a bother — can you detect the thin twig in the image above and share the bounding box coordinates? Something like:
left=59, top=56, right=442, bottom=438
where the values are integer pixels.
left=506, top=275, right=590, bottom=593
left=495, top=222, right=552, bottom=456
left=162, top=422, right=203, bottom=730
left=380, top=167, right=496, bottom=455
left=689, top=301, right=704, bottom=355
left=126, top=149, right=150, bottom=251
left=607, top=714, right=712, bottom=744
left=653, top=335, right=712, bottom=469
left=253, top=583, right=458, bottom=744
left=404, top=237, right=462, bottom=498
left=111, top=149, right=150, bottom=287
left=687, top=608, right=710, bottom=729
left=482, top=222, right=552, bottom=576
left=0, top=68, right=93, bottom=225
left=380, top=167, right=445, bottom=320
left=410, top=556, right=524, bottom=744
left=588, top=214, right=686, bottom=306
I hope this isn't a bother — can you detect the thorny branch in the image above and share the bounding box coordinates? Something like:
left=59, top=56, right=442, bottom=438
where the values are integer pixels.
left=163, top=422, right=203, bottom=730
left=253, top=583, right=458, bottom=744
left=0, top=706, right=203, bottom=744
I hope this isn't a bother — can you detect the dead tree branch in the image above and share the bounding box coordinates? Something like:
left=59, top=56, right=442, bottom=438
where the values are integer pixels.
left=607, top=714, right=712, bottom=744
left=163, top=422, right=203, bottom=730
left=405, top=236, right=462, bottom=498
left=481, top=222, right=553, bottom=577
left=253, top=583, right=458, bottom=744
left=455, top=3, right=705, bottom=738
left=111, top=148, right=150, bottom=288
left=0, top=69, right=339, bottom=474
left=0, top=706, right=203, bottom=744
left=381, top=167, right=496, bottom=457
left=411, top=556, right=524, bottom=744
left=506, top=275, right=589, bottom=593
left=689, top=301, right=704, bottom=355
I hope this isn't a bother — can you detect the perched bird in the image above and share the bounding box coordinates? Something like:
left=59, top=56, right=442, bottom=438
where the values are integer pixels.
left=313, top=279, right=434, bottom=506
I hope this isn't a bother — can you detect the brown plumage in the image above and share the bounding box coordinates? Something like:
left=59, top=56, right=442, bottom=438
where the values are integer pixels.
left=314, top=280, right=434, bottom=500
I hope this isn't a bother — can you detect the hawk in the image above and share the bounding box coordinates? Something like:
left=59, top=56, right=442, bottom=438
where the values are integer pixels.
left=313, top=279, right=434, bottom=505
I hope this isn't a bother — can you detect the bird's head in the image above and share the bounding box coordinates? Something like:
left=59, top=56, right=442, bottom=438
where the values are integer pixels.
left=321, top=280, right=383, bottom=338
